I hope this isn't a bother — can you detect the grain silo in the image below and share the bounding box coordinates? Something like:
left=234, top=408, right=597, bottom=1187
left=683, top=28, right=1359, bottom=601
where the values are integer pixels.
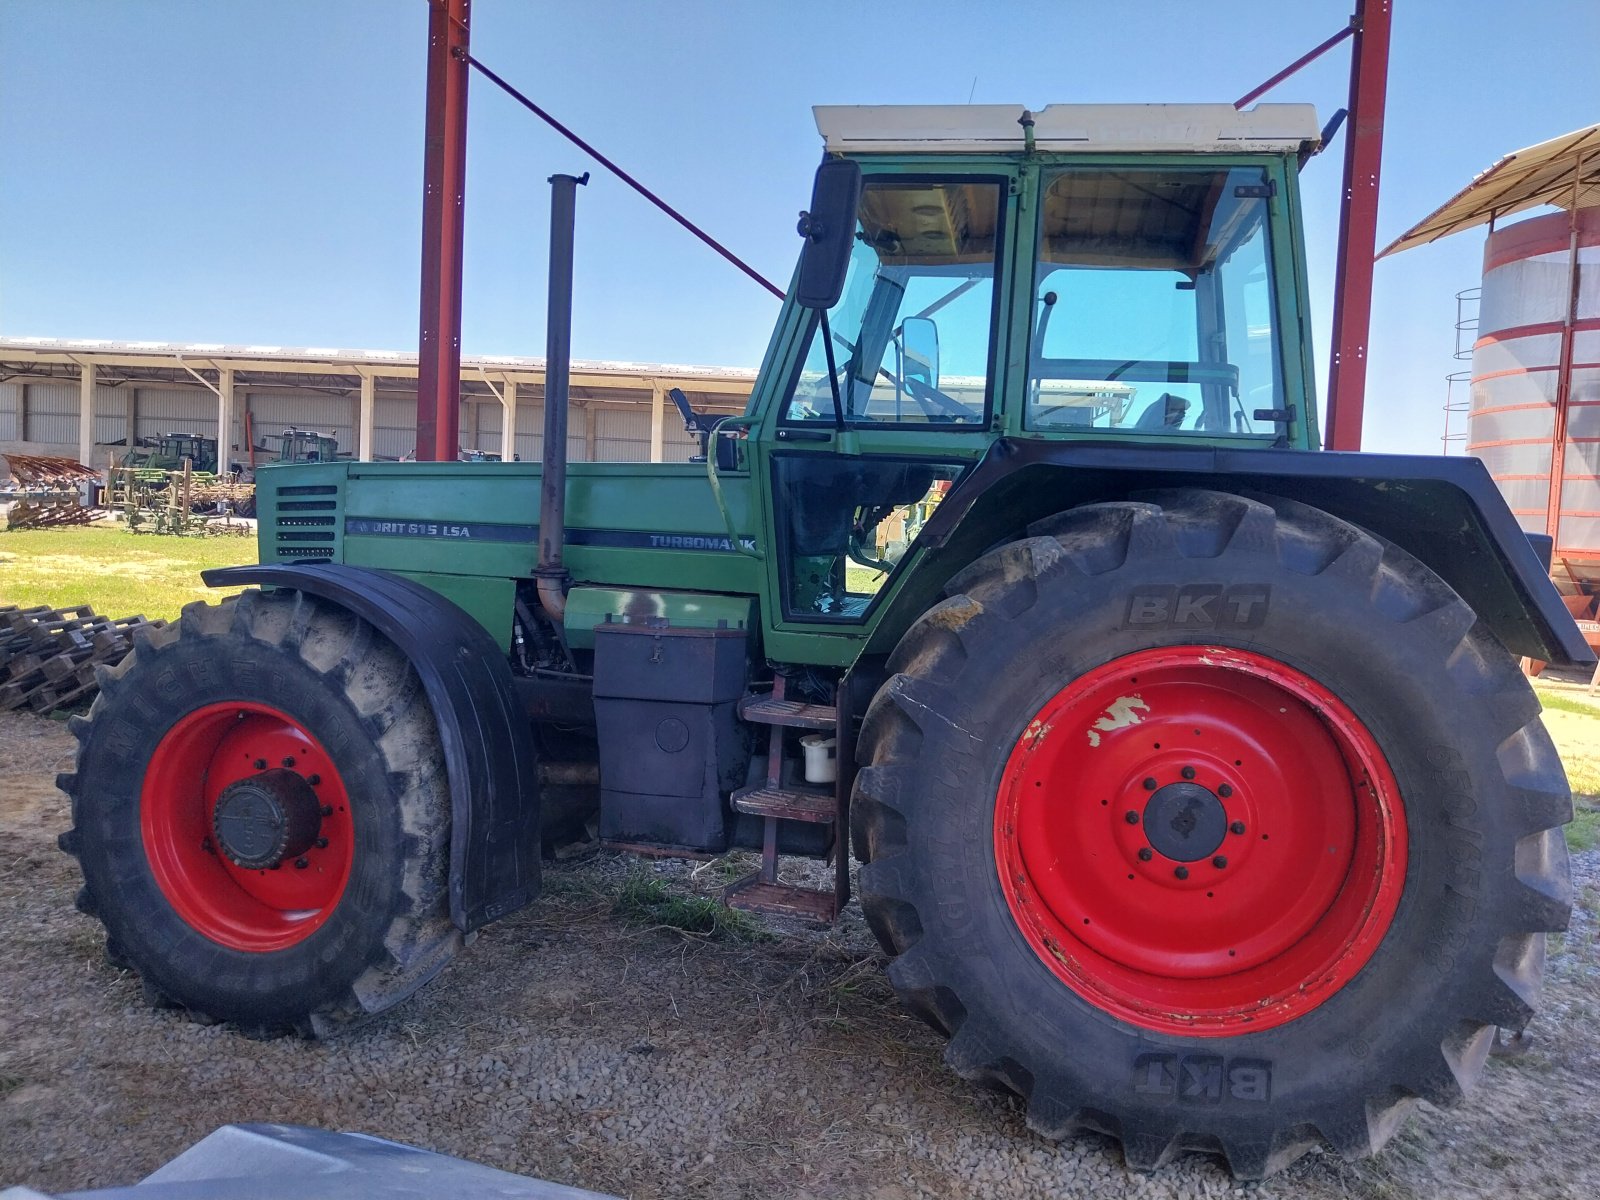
left=1385, top=127, right=1599, bottom=580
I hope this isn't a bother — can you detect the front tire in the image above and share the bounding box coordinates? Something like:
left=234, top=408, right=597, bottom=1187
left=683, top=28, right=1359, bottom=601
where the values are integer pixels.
left=852, top=489, right=1572, bottom=1178
left=58, top=589, right=461, bottom=1036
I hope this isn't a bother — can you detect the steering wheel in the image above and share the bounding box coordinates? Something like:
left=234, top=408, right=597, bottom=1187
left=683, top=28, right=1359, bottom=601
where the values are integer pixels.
left=903, top=374, right=976, bottom=422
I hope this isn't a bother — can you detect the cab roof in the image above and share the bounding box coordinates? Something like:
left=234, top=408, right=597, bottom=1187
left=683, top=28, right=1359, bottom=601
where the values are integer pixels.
left=814, top=103, right=1320, bottom=156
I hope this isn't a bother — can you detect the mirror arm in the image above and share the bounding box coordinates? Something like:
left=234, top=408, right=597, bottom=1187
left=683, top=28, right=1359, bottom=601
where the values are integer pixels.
left=704, top=415, right=762, bottom=560
left=818, top=311, right=847, bottom=430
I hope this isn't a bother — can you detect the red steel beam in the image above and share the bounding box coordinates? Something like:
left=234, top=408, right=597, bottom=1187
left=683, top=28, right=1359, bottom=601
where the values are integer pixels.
left=1324, top=0, right=1392, bottom=452
left=416, top=0, right=470, bottom=462
left=1233, top=23, right=1355, bottom=111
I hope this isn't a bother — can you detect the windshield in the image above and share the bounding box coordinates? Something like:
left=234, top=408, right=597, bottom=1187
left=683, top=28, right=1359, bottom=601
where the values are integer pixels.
left=783, top=177, right=1004, bottom=427
left=1026, top=165, right=1286, bottom=438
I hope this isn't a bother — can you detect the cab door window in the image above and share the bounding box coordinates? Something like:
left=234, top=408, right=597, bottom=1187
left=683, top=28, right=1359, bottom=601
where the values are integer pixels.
left=783, top=178, right=1005, bottom=428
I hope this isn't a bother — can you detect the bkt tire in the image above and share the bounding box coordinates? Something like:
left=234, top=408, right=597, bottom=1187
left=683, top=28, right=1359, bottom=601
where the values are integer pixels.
left=851, top=489, right=1571, bottom=1178
left=57, top=589, right=460, bottom=1036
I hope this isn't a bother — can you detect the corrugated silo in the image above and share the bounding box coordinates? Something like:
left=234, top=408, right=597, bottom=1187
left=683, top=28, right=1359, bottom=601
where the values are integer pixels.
left=1472, top=207, right=1600, bottom=546
left=1386, top=125, right=1600, bottom=570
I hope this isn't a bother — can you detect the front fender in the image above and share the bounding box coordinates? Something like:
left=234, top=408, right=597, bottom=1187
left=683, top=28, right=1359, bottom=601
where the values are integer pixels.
left=203, top=563, right=539, bottom=933
left=872, top=440, right=1593, bottom=668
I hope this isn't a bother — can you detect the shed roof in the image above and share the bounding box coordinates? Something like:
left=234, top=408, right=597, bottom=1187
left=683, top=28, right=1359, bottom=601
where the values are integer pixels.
left=1381, top=124, right=1600, bottom=257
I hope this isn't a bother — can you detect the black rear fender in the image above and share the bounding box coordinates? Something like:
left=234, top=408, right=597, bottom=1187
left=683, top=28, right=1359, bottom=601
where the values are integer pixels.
left=873, top=440, right=1592, bottom=668
left=203, top=563, right=539, bottom=933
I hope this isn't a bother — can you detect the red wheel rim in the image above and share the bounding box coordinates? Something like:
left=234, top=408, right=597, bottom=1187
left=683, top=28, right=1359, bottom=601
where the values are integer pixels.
left=141, top=702, right=355, bottom=952
left=995, top=646, right=1406, bottom=1036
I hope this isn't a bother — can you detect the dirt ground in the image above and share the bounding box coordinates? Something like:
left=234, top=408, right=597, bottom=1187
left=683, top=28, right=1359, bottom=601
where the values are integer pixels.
left=2, top=708, right=1597, bottom=1200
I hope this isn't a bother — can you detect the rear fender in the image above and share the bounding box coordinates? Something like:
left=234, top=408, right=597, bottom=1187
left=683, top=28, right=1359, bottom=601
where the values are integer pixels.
left=203, top=563, right=539, bottom=933
left=871, top=440, right=1593, bottom=667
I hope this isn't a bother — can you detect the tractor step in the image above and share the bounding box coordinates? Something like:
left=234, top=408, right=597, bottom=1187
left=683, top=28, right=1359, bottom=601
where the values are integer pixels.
left=724, top=873, right=841, bottom=921
left=732, top=783, right=835, bottom=824
left=737, top=693, right=837, bottom=730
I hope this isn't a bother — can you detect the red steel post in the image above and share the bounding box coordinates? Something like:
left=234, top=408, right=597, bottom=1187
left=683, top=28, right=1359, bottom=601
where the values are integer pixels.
left=1324, top=0, right=1392, bottom=451
left=416, top=0, right=470, bottom=461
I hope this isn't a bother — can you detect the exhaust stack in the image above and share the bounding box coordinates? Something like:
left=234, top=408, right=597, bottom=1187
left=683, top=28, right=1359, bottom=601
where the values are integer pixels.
left=536, top=171, right=588, bottom=621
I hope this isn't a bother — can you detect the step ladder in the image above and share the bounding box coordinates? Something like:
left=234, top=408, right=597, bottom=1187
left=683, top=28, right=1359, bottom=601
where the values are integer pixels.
left=724, top=674, right=851, bottom=921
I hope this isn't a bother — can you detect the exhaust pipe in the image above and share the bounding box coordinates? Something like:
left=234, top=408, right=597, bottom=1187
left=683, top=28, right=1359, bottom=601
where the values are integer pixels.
left=536, top=171, right=588, bottom=622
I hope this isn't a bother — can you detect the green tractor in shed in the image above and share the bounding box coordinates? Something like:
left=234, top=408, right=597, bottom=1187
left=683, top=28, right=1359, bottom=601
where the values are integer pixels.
left=60, top=104, right=1586, bottom=1178
left=120, top=432, right=220, bottom=477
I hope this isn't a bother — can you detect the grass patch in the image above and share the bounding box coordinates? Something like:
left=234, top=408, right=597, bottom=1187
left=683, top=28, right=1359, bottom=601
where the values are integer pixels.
left=0, top=525, right=257, bottom=621
left=1568, top=802, right=1600, bottom=852
left=1537, top=690, right=1600, bottom=720
left=613, top=871, right=768, bottom=941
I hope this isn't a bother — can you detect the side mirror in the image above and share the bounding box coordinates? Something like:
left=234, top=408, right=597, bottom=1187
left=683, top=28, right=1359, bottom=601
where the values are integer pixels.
left=795, top=159, right=862, bottom=309
left=899, top=316, right=940, bottom=393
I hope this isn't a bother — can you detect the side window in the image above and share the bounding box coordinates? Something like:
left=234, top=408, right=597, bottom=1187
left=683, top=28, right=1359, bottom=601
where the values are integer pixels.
left=784, top=178, right=1003, bottom=427
left=772, top=455, right=963, bottom=620
left=1026, top=167, right=1284, bottom=438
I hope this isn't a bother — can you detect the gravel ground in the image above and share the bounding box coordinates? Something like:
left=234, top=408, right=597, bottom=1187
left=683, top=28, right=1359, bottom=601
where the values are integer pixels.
left=2, top=709, right=1597, bottom=1199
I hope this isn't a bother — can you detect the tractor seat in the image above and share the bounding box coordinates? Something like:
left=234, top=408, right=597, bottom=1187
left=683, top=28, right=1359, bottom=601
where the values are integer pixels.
left=1135, top=392, right=1190, bottom=429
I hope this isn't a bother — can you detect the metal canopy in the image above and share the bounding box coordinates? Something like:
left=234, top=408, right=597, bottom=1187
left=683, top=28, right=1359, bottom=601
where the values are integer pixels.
left=1380, top=123, right=1600, bottom=257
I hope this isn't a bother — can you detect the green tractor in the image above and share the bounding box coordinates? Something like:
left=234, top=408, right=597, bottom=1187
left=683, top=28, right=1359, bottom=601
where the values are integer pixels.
left=263, top=428, right=342, bottom=465
left=120, top=432, right=220, bottom=476
left=60, top=104, right=1586, bottom=1178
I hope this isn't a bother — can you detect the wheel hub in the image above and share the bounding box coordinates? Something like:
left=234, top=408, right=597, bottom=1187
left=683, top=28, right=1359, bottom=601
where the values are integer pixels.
left=141, top=702, right=354, bottom=952
left=994, top=645, right=1407, bottom=1036
left=1143, top=781, right=1227, bottom=862
left=212, top=768, right=322, bottom=870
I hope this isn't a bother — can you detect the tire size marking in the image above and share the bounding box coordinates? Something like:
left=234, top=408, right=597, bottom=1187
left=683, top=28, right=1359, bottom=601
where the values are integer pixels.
left=1132, top=1053, right=1272, bottom=1104
left=1121, top=585, right=1271, bottom=631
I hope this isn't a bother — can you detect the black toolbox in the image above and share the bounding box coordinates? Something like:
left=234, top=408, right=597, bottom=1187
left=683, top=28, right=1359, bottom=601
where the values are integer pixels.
left=591, top=617, right=750, bottom=853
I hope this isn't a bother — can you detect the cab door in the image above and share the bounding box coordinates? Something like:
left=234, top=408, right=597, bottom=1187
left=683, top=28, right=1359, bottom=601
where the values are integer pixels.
left=748, top=164, right=1024, bottom=666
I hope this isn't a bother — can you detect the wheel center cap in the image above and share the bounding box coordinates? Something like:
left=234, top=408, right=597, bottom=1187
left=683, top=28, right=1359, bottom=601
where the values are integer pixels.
left=1143, top=782, right=1227, bottom=862
left=213, top=768, right=322, bottom=870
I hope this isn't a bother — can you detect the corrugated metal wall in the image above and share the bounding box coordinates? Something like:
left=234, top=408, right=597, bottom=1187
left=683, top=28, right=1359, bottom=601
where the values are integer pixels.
left=137, top=388, right=219, bottom=445
left=16, top=381, right=77, bottom=445
left=0, top=383, right=20, bottom=442
left=242, top=391, right=356, bottom=457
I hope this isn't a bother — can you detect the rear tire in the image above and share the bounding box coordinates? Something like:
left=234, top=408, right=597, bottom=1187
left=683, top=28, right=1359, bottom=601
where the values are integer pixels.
left=851, top=489, right=1572, bottom=1178
left=58, top=589, right=461, bottom=1036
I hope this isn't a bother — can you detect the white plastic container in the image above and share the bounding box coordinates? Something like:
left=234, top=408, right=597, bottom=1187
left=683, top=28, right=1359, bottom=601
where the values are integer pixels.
left=800, top=734, right=838, bottom=784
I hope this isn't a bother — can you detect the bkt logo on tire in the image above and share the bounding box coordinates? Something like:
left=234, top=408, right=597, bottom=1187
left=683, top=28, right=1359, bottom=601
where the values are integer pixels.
left=1133, top=1053, right=1272, bottom=1104
left=1122, top=584, right=1270, bottom=630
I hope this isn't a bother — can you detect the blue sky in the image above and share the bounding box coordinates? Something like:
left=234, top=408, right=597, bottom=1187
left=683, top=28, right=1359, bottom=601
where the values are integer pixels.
left=1, top=1, right=1595, bottom=453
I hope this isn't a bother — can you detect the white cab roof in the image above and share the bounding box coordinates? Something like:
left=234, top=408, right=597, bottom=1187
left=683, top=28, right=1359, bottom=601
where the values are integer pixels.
left=814, top=103, right=1320, bottom=156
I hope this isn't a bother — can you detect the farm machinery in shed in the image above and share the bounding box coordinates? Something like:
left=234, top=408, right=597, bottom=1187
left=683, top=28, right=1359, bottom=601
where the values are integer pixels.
left=56, top=22, right=1589, bottom=1186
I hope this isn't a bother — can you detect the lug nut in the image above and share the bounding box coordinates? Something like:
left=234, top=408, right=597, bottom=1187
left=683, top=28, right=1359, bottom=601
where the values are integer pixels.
left=282, top=755, right=296, bottom=768
left=1230, top=821, right=1246, bottom=835
left=1137, top=848, right=1153, bottom=862
left=1142, top=777, right=1157, bottom=791
left=1213, top=856, right=1228, bottom=869
left=253, top=758, right=267, bottom=770
left=1181, top=766, right=1196, bottom=781
left=307, top=774, right=321, bottom=786
left=294, top=857, right=309, bottom=870
left=1174, top=866, right=1190, bottom=880
left=320, top=805, right=333, bottom=817
left=1218, top=784, right=1233, bottom=798
left=1124, top=810, right=1140, bottom=825
left=315, top=837, right=329, bottom=849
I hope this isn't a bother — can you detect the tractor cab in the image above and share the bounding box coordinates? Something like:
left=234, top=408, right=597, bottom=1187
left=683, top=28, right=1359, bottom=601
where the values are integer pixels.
left=766, top=103, right=1317, bottom=445
left=268, top=429, right=340, bottom=463
left=742, top=104, right=1322, bottom=632
left=121, top=432, right=220, bottom=475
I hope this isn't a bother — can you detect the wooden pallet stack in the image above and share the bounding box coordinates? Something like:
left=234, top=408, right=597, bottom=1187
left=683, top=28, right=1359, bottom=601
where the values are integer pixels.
left=0, top=604, right=167, bottom=715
